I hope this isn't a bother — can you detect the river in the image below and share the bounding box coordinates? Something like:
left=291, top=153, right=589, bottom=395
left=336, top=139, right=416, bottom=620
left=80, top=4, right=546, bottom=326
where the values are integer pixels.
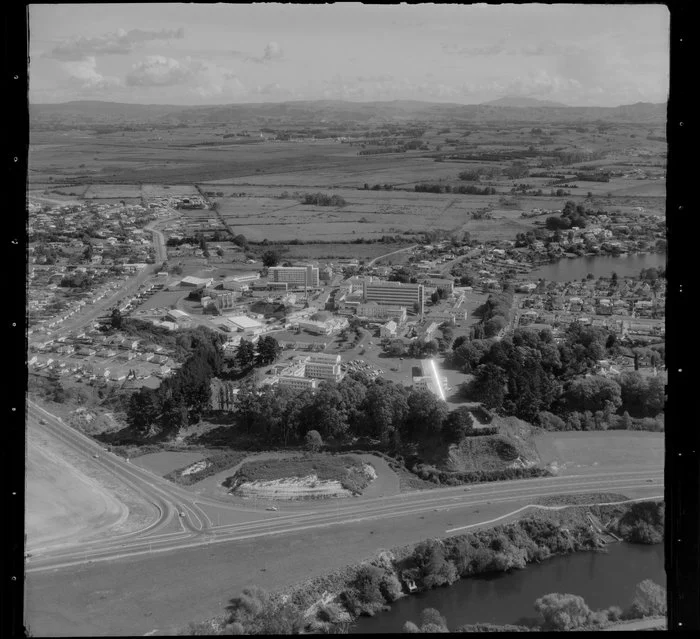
left=350, top=543, right=665, bottom=633
left=527, top=252, right=666, bottom=282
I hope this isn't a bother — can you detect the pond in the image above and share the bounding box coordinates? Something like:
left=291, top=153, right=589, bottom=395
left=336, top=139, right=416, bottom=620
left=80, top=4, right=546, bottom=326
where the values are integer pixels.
left=350, top=542, right=665, bottom=633
left=528, top=252, right=666, bottom=282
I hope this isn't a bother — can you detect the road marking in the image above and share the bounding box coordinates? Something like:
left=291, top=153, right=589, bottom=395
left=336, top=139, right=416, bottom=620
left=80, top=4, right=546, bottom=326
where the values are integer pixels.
left=445, top=495, right=664, bottom=533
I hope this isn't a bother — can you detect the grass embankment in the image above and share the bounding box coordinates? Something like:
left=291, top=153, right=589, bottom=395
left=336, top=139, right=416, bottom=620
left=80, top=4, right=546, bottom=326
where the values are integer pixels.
left=164, top=450, right=250, bottom=486
left=223, top=454, right=374, bottom=495
left=179, top=500, right=663, bottom=635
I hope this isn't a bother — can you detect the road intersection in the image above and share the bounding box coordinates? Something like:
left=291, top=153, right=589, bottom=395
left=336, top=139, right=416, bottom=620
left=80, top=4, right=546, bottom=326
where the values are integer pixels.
left=26, top=400, right=663, bottom=576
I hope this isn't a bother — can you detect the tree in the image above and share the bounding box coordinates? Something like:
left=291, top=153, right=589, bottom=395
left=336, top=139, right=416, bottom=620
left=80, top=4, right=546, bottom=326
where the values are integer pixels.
left=405, top=389, right=448, bottom=439
left=628, top=580, right=667, bottom=618
left=261, top=250, right=280, bottom=267
left=469, top=363, right=507, bottom=409
left=236, top=339, right=256, bottom=369
left=442, top=407, right=474, bottom=442
left=256, top=336, right=282, bottom=366
left=110, top=308, right=123, bottom=330
left=304, top=429, right=323, bottom=452
left=363, top=381, right=409, bottom=445
left=413, top=539, right=458, bottom=589
left=565, top=376, right=622, bottom=414
left=534, top=593, right=593, bottom=631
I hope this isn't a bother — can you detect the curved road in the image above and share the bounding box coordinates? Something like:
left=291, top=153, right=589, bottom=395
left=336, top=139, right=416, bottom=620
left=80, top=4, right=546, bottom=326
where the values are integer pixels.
left=24, top=400, right=664, bottom=636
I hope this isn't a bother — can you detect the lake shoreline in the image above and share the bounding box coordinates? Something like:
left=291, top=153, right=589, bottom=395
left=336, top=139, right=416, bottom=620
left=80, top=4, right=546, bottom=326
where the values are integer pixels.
left=181, top=499, right=664, bottom=634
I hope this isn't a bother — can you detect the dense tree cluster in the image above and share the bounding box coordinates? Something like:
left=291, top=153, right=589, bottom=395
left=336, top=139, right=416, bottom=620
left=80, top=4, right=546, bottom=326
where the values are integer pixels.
left=302, top=192, right=347, bottom=207
left=452, top=325, right=665, bottom=428
left=233, top=375, right=460, bottom=449
left=125, top=328, right=225, bottom=436
left=545, top=200, right=590, bottom=230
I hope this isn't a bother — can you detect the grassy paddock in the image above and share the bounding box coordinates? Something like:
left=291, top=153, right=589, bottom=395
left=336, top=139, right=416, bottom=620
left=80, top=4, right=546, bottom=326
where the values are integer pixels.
left=164, top=450, right=250, bottom=486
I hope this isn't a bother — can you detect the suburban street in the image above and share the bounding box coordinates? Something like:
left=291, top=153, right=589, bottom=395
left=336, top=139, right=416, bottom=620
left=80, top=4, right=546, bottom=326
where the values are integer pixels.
left=25, top=400, right=663, bottom=637
left=47, top=212, right=179, bottom=336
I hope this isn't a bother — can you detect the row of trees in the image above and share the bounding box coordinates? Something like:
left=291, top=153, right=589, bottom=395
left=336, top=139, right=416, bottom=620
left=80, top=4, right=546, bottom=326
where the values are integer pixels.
left=233, top=375, right=474, bottom=448
left=414, top=183, right=497, bottom=195
left=232, top=336, right=283, bottom=370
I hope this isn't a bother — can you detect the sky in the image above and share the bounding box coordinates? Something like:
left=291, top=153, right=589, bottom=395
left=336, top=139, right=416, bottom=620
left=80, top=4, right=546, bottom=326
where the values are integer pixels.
left=29, top=3, right=670, bottom=107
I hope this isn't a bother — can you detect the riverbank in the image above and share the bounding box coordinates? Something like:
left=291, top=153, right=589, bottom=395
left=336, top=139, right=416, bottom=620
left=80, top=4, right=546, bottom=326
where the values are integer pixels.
left=178, top=497, right=663, bottom=635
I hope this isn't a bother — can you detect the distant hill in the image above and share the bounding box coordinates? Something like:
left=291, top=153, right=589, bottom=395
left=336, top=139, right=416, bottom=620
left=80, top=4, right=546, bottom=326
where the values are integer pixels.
left=480, top=96, right=569, bottom=108
left=30, top=98, right=667, bottom=129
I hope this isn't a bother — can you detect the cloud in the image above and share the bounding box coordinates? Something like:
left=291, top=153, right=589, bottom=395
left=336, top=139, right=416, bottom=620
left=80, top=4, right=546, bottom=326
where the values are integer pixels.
left=126, top=56, right=194, bottom=87
left=62, top=56, right=122, bottom=90
left=442, top=41, right=509, bottom=57
left=442, top=40, right=583, bottom=58
left=47, top=27, right=185, bottom=61
left=246, top=41, right=284, bottom=63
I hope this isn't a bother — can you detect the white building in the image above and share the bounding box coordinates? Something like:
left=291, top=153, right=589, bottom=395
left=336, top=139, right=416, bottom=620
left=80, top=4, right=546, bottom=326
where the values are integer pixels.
left=305, top=353, right=343, bottom=382
left=180, top=275, right=214, bottom=288
left=225, top=315, right=264, bottom=336
left=268, top=264, right=319, bottom=289
left=279, top=376, right=319, bottom=392
left=356, top=303, right=407, bottom=323
left=363, top=280, right=424, bottom=316
left=380, top=320, right=398, bottom=338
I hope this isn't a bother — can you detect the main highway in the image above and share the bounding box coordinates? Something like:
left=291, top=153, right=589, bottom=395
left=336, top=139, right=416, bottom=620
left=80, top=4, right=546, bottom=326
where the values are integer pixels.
left=24, top=400, right=664, bottom=635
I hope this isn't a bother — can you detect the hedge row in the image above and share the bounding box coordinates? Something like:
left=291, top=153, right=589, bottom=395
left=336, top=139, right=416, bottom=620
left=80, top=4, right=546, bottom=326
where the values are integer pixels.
left=412, top=464, right=552, bottom=486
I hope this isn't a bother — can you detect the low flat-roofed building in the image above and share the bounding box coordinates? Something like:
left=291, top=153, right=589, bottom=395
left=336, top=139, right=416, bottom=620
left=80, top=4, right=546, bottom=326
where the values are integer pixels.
left=226, top=315, right=264, bottom=335
left=279, top=375, right=318, bottom=392
left=180, top=275, right=213, bottom=288
left=167, top=309, right=190, bottom=321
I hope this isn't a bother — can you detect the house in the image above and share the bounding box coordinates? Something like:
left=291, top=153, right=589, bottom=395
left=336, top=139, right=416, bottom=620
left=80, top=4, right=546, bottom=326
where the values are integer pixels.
left=380, top=320, right=398, bottom=339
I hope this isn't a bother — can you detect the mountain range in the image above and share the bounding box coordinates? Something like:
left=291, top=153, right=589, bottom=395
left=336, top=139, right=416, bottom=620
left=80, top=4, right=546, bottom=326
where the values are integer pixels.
left=30, top=98, right=667, bottom=128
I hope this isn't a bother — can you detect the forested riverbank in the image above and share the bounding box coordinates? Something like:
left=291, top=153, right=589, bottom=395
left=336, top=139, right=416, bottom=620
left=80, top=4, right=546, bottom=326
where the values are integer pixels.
left=178, top=499, right=663, bottom=635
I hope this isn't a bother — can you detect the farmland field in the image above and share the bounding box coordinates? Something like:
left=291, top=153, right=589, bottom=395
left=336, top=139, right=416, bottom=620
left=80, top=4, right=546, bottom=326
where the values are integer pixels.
left=212, top=187, right=543, bottom=242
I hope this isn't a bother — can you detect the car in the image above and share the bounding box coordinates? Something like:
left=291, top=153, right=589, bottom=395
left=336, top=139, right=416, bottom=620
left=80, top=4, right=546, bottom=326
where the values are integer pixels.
left=39, top=419, right=47, bottom=425
left=179, top=511, right=186, bottom=517
left=646, top=479, right=654, bottom=483
left=93, top=454, right=100, bottom=459
left=265, top=506, right=278, bottom=511
left=464, top=487, right=472, bottom=491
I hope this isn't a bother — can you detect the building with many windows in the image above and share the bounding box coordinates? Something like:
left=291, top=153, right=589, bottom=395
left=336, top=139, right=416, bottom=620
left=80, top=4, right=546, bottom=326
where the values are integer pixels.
left=362, top=280, right=424, bottom=317
left=305, top=353, right=343, bottom=382
left=279, top=375, right=319, bottom=392
left=356, top=302, right=407, bottom=323
left=268, top=264, right=319, bottom=289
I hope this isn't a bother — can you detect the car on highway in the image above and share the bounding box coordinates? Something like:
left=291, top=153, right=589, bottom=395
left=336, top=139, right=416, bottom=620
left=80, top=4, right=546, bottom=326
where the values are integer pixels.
left=646, top=479, right=654, bottom=483
left=39, top=419, right=47, bottom=425
left=93, top=454, right=100, bottom=459
left=179, top=511, right=186, bottom=517
left=265, top=506, right=278, bottom=511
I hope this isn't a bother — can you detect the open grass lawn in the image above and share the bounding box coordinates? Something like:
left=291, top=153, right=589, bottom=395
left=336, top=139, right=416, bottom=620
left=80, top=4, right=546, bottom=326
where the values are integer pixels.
left=534, top=431, right=664, bottom=474
left=229, top=454, right=372, bottom=493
